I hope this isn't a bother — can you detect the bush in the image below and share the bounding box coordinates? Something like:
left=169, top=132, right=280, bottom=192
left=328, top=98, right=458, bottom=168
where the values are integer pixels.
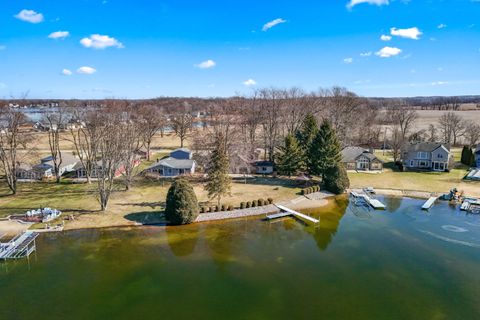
left=258, top=199, right=264, bottom=206
left=240, top=202, right=246, bottom=209
left=324, top=164, right=350, bottom=194
left=221, top=204, right=226, bottom=211
left=301, top=189, right=305, bottom=195
left=165, top=179, right=199, bottom=225
left=200, top=207, right=206, bottom=213
left=246, top=201, right=251, bottom=208
left=215, top=205, right=220, bottom=212
left=267, top=198, right=273, bottom=204
left=228, top=205, right=234, bottom=211
left=252, top=200, right=258, bottom=207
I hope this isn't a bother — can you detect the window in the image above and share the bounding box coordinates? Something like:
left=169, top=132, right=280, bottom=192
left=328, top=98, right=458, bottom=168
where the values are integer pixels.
left=417, top=152, right=428, bottom=159
left=437, top=154, right=443, bottom=159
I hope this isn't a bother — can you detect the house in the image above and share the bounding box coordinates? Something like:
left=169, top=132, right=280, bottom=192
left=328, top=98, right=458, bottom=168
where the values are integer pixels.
left=341, top=147, right=383, bottom=171
left=74, top=157, right=142, bottom=179
left=144, top=148, right=196, bottom=177
left=16, top=154, right=79, bottom=180
left=476, top=145, right=480, bottom=168
left=402, top=142, right=451, bottom=172
left=253, top=161, right=274, bottom=174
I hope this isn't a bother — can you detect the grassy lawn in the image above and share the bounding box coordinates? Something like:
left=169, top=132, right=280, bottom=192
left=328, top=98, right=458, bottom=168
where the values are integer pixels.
left=0, top=176, right=301, bottom=230
left=349, top=148, right=479, bottom=197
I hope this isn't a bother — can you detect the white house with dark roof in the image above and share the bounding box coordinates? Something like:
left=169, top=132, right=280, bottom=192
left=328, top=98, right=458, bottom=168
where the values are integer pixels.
left=341, top=147, right=383, bottom=172
left=401, top=142, right=451, bottom=171
left=145, top=148, right=196, bottom=177
left=16, top=154, right=79, bottom=180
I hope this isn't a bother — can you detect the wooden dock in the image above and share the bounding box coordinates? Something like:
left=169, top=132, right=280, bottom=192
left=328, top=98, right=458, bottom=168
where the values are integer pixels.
left=0, top=231, right=39, bottom=261
left=422, top=197, right=438, bottom=210
left=267, top=204, right=319, bottom=224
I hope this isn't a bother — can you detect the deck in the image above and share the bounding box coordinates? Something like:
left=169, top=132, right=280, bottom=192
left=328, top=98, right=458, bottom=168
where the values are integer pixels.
left=267, top=204, right=320, bottom=224
left=0, top=231, right=39, bottom=261
left=422, top=197, right=438, bottom=210
left=350, top=192, right=386, bottom=210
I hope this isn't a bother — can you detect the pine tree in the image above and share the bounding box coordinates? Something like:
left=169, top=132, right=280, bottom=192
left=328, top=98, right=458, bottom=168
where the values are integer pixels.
left=308, top=119, right=342, bottom=179
left=205, top=134, right=231, bottom=205
left=461, top=146, right=468, bottom=165
left=276, top=134, right=303, bottom=176
left=468, top=148, right=476, bottom=167
left=296, top=113, right=318, bottom=172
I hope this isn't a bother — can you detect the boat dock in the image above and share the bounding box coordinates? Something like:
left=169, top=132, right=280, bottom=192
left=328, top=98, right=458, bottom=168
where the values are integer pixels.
left=0, top=231, right=39, bottom=261
left=266, top=204, right=319, bottom=224
left=422, top=197, right=438, bottom=210
left=460, top=198, right=480, bottom=213
left=350, top=192, right=386, bottom=210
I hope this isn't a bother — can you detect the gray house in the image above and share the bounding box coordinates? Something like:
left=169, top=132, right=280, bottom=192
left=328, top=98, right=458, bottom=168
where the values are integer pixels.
left=402, top=142, right=451, bottom=172
left=341, top=147, right=383, bottom=171
left=145, top=148, right=196, bottom=177
left=17, top=154, right=79, bottom=180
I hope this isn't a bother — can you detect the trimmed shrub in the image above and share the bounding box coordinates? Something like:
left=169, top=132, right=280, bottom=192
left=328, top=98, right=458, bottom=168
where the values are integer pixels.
left=240, top=202, right=246, bottom=209
left=221, top=204, right=226, bottom=211
left=228, top=205, right=234, bottom=211
left=258, top=199, right=264, bottom=206
left=215, top=205, right=220, bottom=212
left=246, top=201, right=251, bottom=208
left=252, top=200, right=258, bottom=207
left=200, top=207, right=206, bottom=213
left=165, top=179, right=199, bottom=225
left=324, top=164, right=350, bottom=194
left=267, top=198, right=273, bottom=204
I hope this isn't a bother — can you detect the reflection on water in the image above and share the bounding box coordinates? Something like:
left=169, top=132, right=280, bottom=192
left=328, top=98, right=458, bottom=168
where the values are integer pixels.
left=1, top=196, right=480, bottom=320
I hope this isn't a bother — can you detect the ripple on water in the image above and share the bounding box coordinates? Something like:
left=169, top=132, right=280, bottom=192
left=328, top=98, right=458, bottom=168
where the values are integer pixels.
left=441, top=225, right=468, bottom=233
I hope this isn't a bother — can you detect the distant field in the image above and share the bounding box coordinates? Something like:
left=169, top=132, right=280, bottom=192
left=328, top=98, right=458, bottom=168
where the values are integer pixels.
left=414, top=110, right=480, bottom=131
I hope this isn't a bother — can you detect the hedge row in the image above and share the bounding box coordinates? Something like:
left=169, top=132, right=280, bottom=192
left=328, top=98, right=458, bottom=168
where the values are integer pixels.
left=200, top=204, right=235, bottom=213
left=301, top=185, right=320, bottom=195
left=239, top=198, right=273, bottom=209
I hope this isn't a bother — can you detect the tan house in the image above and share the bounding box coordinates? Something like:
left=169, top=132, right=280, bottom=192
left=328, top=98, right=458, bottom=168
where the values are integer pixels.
left=341, top=147, right=383, bottom=172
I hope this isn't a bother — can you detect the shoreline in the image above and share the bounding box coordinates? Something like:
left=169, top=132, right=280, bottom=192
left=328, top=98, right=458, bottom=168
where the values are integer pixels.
left=0, top=187, right=470, bottom=236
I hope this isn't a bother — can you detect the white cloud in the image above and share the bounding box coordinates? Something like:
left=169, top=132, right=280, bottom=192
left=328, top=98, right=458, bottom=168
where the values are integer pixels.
left=375, top=46, right=402, bottom=58
left=380, top=34, right=392, bottom=41
left=15, top=9, right=44, bottom=23
left=437, top=24, right=447, bottom=29
left=243, top=79, right=257, bottom=86
left=347, top=0, right=389, bottom=9
left=61, top=69, right=73, bottom=76
left=360, top=51, right=372, bottom=57
left=80, top=34, right=124, bottom=49
left=343, top=57, right=353, bottom=64
left=195, top=60, right=216, bottom=69
left=390, top=27, right=422, bottom=40
left=48, top=31, right=70, bottom=40
left=262, top=18, right=286, bottom=31
left=77, top=66, right=97, bottom=74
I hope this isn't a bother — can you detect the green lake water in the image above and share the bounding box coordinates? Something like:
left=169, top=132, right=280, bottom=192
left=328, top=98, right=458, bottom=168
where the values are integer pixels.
left=1, top=196, right=480, bottom=319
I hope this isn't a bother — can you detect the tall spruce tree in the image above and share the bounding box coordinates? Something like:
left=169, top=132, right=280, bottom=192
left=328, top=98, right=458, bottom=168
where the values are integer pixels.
left=296, top=113, right=318, bottom=172
left=461, top=146, right=468, bottom=165
left=309, top=119, right=342, bottom=180
left=205, top=134, right=232, bottom=205
left=276, top=134, right=303, bottom=176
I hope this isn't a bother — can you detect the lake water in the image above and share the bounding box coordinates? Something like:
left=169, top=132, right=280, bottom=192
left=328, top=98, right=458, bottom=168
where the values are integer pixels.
left=1, top=196, right=480, bottom=319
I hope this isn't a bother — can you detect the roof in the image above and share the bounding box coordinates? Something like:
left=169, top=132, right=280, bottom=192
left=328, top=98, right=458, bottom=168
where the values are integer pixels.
left=171, top=148, right=192, bottom=154
left=147, top=157, right=195, bottom=170
left=341, top=147, right=381, bottom=162
left=476, top=145, right=480, bottom=154
left=403, top=142, right=450, bottom=153
left=41, top=153, right=79, bottom=167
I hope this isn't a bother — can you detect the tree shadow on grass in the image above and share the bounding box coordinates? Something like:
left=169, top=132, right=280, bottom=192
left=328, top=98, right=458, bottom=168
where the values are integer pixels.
left=236, top=176, right=303, bottom=188
left=116, top=201, right=165, bottom=209
left=124, top=211, right=166, bottom=225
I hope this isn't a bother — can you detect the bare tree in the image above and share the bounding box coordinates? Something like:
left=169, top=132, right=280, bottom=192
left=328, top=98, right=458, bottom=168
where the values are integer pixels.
left=385, top=101, right=418, bottom=142
left=137, top=104, right=165, bottom=160
left=258, top=88, right=283, bottom=162
left=427, top=124, right=437, bottom=142
left=390, top=126, right=403, bottom=163
left=0, top=104, right=31, bottom=194
left=438, top=112, right=465, bottom=145
left=171, top=103, right=193, bottom=148
left=464, top=121, right=480, bottom=147
left=43, top=107, right=67, bottom=183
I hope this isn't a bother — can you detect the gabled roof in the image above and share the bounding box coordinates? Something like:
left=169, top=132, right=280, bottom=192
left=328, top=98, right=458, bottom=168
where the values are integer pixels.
left=476, top=145, right=480, bottom=154
left=403, top=142, right=450, bottom=153
left=147, top=157, right=195, bottom=170
left=171, top=148, right=192, bottom=154
left=254, top=161, right=274, bottom=167
left=341, top=147, right=382, bottom=163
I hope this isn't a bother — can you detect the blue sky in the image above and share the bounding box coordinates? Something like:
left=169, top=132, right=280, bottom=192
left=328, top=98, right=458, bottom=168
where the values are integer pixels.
left=0, top=0, right=479, bottom=99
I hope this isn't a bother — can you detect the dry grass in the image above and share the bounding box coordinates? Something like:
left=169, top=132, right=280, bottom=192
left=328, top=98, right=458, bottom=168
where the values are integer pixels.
left=414, top=110, right=480, bottom=131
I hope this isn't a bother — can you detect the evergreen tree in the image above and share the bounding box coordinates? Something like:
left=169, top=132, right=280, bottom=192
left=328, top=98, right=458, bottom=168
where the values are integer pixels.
left=205, top=134, right=231, bottom=205
left=165, top=179, right=199, bottom=225
left=461, top=146, right=468, bottom=165
left=308, top=119, right=342, bottom=179
left=324, top=163, right=350, bottom=194
left=276, top=134, right=303, bottom=176
left=296, top=113, right=318, bottom=171
left=468, top=148, right=476, bottom=167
